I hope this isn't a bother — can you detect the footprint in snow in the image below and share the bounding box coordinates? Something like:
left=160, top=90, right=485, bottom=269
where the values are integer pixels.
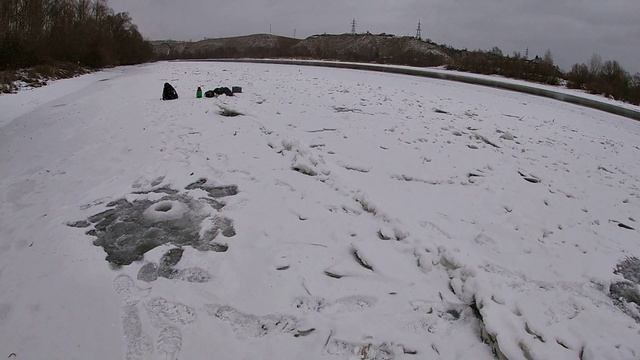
left=137, top=248, right=211, bottom=283
left=113, top=275, right=153, bottom=360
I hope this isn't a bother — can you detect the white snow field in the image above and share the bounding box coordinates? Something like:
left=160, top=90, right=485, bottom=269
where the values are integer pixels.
left=1, top=61, right=640, bottom=360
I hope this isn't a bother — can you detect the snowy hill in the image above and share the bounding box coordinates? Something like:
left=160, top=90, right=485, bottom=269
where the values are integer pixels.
left=152, top=34, right=300, bottom=58
left=0, top=61, right=639, bottom=359
left=151, top=33, right=449, bottom=66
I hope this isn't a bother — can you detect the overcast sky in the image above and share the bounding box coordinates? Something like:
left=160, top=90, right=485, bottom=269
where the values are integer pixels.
left=109, top=0, right=639, bottom=73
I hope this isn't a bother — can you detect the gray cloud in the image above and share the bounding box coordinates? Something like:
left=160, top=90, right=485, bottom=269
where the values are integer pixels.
left=109, top=0, right=639, bottom=73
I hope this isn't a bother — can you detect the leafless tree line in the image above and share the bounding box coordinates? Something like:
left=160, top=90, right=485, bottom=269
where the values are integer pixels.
left=447, top=48, right=561, bottom=85
left=0, top=0, right=152, bottom=69
left=448, top=47, right=639, bottom=105
left=567, top=54, right=640, bottom=105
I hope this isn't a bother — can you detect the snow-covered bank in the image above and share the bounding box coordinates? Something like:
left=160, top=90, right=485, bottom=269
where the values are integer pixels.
left=0, top=67, right=126, bottom=128
left=1, top=61, right=639, bottom=359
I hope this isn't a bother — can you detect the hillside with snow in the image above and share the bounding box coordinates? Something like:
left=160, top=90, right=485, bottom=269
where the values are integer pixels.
left=1, top=61, right=639, bottom=360
left=151, top=34, right=449, bottom=67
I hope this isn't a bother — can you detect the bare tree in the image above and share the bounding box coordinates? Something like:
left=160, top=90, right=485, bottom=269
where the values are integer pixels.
left=93, top=0, right=108, bottom=21
left=543, top=49, right=554, bottom=65
left=589, top=53, right=602, bottom=74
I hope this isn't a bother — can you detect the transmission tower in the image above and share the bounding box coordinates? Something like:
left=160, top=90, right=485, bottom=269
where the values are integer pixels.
left=351, top=19, right=357, bottom=35
left=416, top=20, right=422, bottom=40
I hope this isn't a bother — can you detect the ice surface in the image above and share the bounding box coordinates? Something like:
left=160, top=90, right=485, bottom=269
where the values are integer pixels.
left=1, top=61, right=640, bottom=359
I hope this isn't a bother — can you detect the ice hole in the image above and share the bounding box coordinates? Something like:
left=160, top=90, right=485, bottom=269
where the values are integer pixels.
left=156, top=203, right=173, bottom=212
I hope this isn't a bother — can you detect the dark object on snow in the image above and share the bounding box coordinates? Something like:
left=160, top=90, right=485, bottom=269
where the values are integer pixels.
left=204, top=90, right=216, bottom=98
left=618, top=222, right=635, bottom=230
left=214, top=87, right=233, bottom=97
left=162, top=82, right=178, bottom=100
left=219, top=107, right=243, bottom=117
left=232, top=86, right=242, bottom=94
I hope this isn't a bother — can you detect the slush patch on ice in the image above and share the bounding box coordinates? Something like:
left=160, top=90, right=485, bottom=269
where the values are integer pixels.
left=70, top=181, right=239, bottom=266
left=79, top=194, right=205, bottom=265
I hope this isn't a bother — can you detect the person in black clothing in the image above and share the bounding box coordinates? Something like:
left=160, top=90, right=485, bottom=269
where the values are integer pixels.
left=162, top=83, right=178, bottom=100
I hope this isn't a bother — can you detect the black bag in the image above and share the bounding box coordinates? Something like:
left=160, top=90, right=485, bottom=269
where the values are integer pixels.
left=204, top=90, right=216, bottom=98
left=214, top=87, right=233, bottom=97
left=162, top=82, right=178, bottom=100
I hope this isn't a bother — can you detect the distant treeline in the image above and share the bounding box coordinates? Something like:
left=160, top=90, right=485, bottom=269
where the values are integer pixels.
left=446, top=47, right=561, bottom=85
left=566, top=54, right=640, bottom=105
left=448, top=48, right=640, bottom=105
left=0, top=0, right=152, bottom=70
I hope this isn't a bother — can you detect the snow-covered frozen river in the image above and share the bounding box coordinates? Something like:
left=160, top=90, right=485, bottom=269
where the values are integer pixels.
left=1, top=61, right=639, bottom=359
